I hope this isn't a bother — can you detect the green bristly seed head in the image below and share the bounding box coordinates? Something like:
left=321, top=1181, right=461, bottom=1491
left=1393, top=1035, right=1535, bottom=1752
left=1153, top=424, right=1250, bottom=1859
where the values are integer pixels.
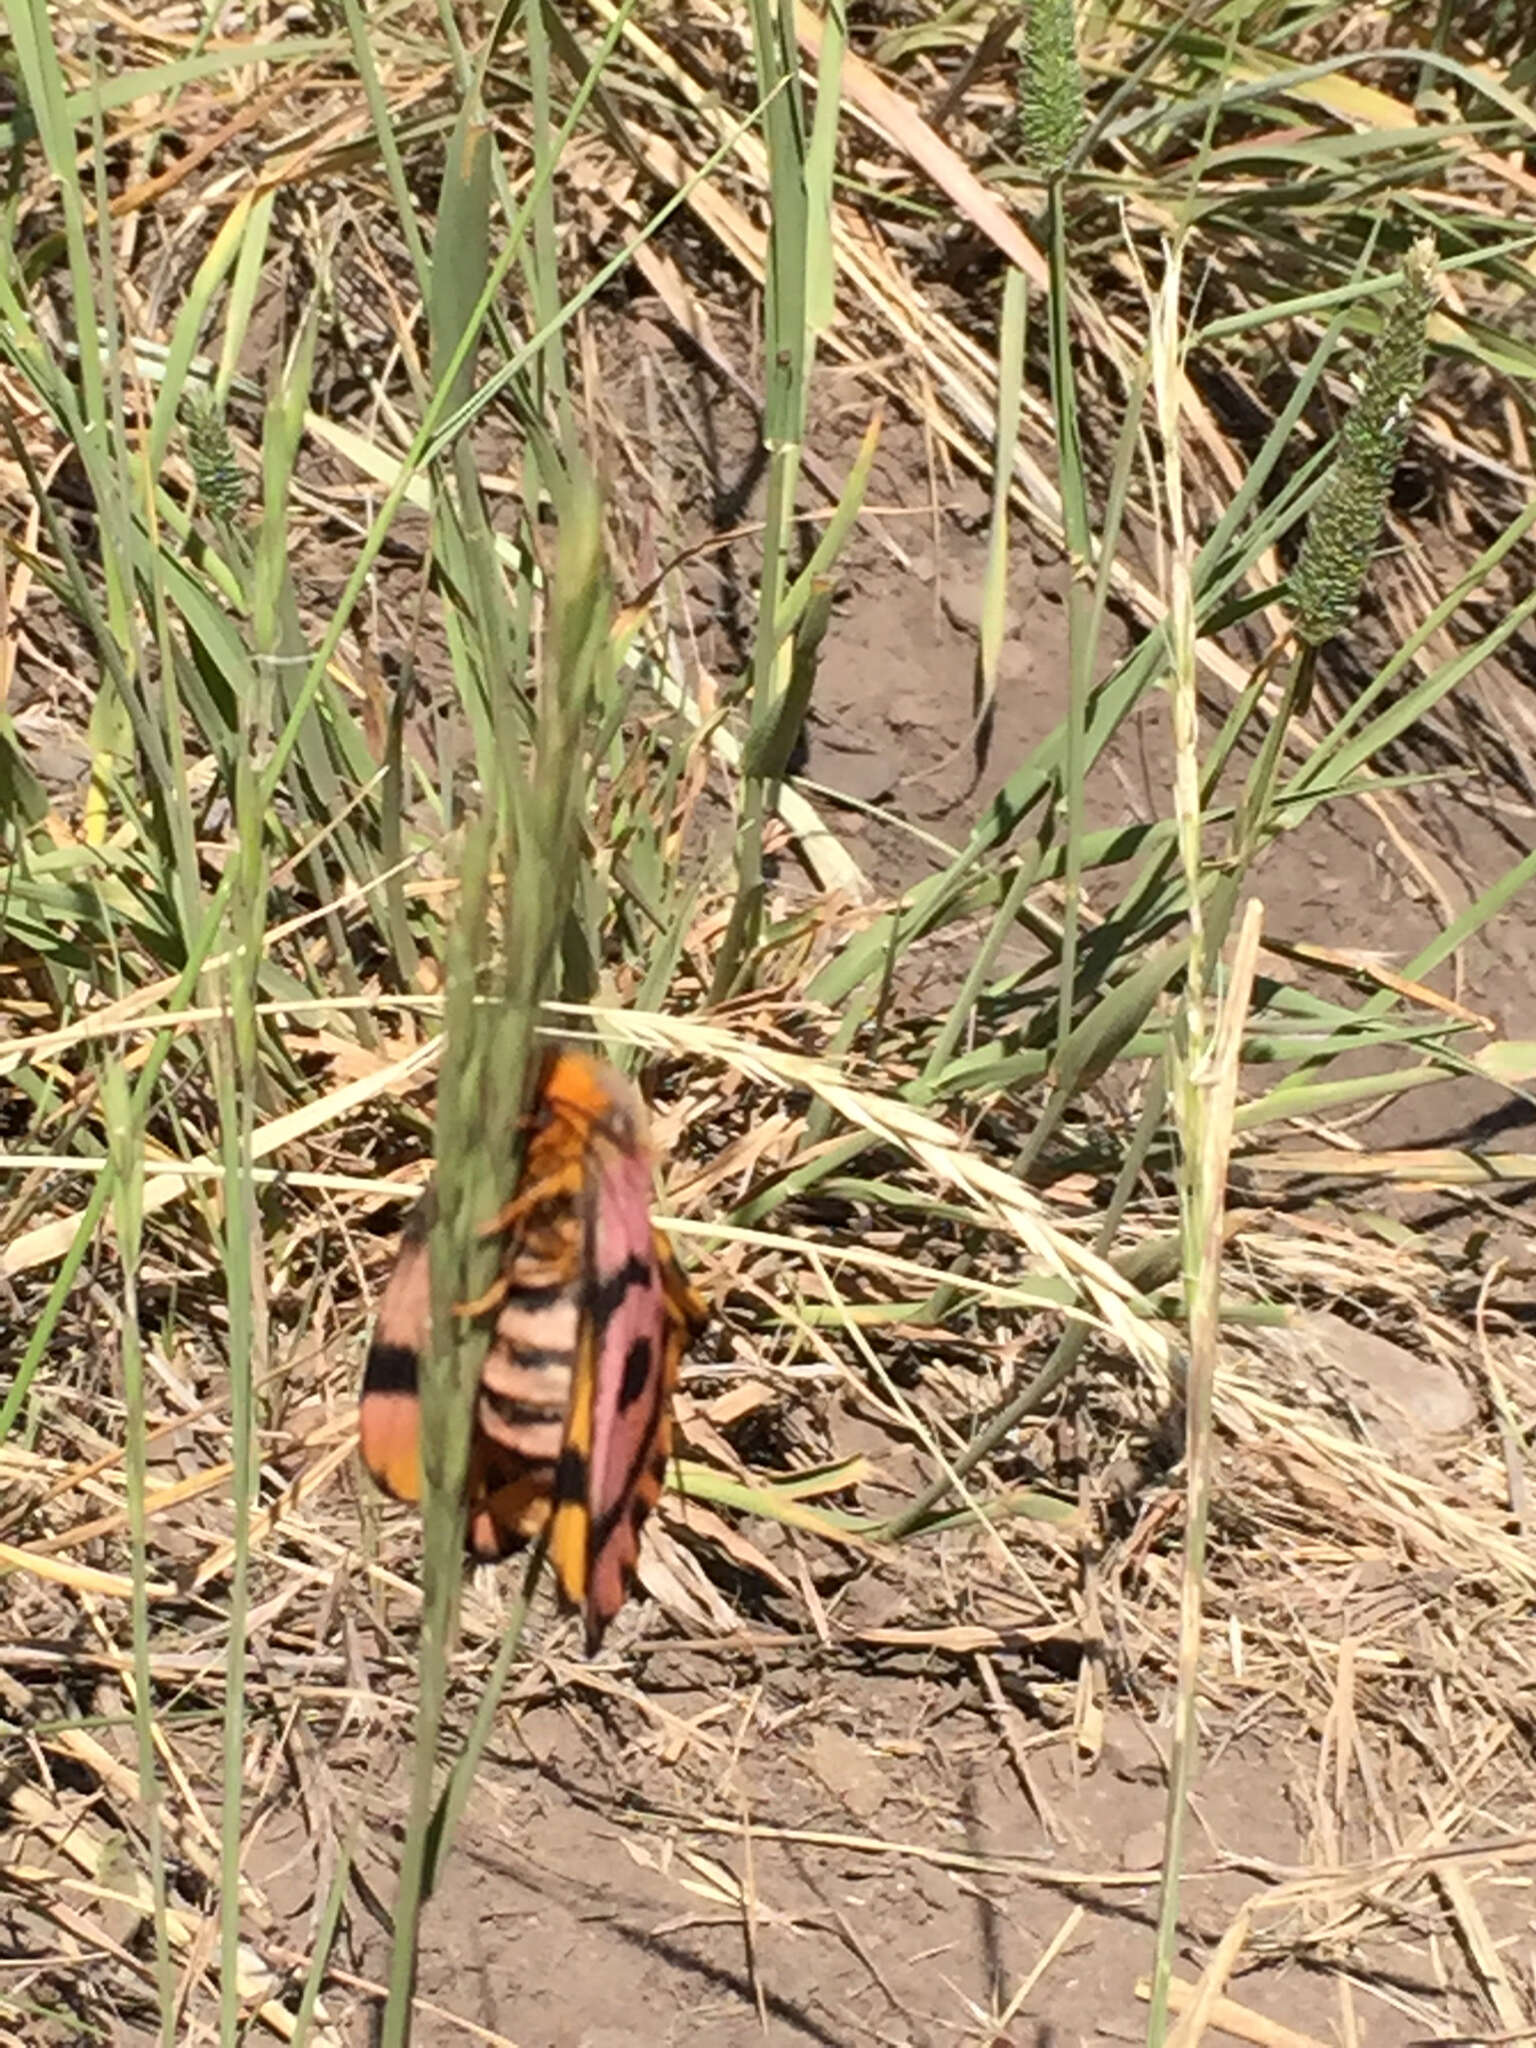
left=1020, top=0, right=1085, bottom=180
left=185, top=392, right=248, bottom=523
left=1290, top=237, right=1441, bottom=648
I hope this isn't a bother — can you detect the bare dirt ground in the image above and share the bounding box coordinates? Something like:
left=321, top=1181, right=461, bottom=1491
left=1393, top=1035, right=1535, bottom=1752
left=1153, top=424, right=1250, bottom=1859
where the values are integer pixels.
left=294, top=1656, right=1397, bottom=2048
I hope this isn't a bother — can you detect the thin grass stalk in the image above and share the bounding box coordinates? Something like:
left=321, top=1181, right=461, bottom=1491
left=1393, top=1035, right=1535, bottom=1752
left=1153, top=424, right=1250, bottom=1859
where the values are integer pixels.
left=215, top=304, right=316, bottom=2048
left=774, top=411, right=882, bottom=642
left=336, top=0, right=433, bottom=309
left=1018, top=0, right=1089, bottom=1068
left=214, top=190, right=278, bottom=403
left=380, top=831, right=514, bottom=2048
left=1141, top=208, right=1221, bottom=2043
left=976, top=269, right=1027, bottom=772
left=102, top=1060, right=174, bottom=2044
left=1234, top=1060, right=1457, bottom=1133
left=711, top=0, right=813, bottom=998
left=919, top=847, right=1042, bottom=1092
left=381, top=664, right=423, bottom=988
left=1342, top=841, right=1536, bottom=1036
left=431, top=92, right=524, bottom=796
left=472, top=0, right=649, bottom=415
left=735, top=468, right=874, bottom=1112
left=9, top=2, right=101, bottom=511
left=82, top=31, right=139, bottom=859
left=381, top=472, right=608, bottom=2043
left=147, top=338, right=231, bottom=998
left=1043, top=180, right=1094, bottom=1074
left=525, top=0, right=574, bottom=441
left=1144, top=903, right=1263, bottom=2048
left=422, top=1537, right=547, bottom=1894
left=289, top=1834, right=353, bottom=2048
left=1082, top=349, right=1152, bottom=729
left=803, top=0, right=846, bottom=337
left=212, top=636, right=262, bottom=2048
left=1195, top=234, right=1533, bottom=349
left=1229, top=644, right=1312, bottom=860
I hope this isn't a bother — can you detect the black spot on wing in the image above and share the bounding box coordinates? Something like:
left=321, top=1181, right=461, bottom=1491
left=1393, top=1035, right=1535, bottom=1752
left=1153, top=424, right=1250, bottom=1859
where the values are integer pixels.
left=591, top=1369, right=670, bottom=1556
left=619, top=1336, right=653, bottom=1411
left=585, top=1252, right=653, bottom=1324
left=362, top=1341, right=419, bottom=1395
left=553, top=1446, right=589, bottom=1505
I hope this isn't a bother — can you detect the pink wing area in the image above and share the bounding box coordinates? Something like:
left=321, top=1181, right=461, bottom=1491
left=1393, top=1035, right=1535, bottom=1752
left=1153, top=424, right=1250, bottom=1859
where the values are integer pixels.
left=581, top=1148, right=672, bottom=1646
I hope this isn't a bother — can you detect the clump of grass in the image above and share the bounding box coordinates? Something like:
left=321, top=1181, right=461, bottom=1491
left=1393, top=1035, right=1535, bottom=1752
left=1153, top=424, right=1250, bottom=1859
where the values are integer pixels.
left=3, top=3, right=1536, bottom=2043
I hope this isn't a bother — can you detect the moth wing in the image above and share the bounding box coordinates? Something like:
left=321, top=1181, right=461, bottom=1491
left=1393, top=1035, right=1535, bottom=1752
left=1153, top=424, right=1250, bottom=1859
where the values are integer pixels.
left=548, top=1148, right=675, bottom=1652
left=358, top=1202, right=431, bottom=1505
left=655, top=1224, right=708, bottom=1345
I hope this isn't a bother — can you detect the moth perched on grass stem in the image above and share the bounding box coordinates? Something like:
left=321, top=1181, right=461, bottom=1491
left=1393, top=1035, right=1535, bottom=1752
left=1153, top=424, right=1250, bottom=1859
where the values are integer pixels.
left=360, top=1047, right=706, bottom=1652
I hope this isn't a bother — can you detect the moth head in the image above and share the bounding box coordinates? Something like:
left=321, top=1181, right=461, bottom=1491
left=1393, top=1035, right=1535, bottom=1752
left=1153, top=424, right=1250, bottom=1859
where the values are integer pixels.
left=537, top=1046, right=649, bottom=1153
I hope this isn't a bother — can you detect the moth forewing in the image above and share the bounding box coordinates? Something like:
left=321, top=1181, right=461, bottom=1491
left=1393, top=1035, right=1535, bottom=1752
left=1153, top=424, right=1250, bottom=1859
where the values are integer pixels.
left=358, top=1201, right=433, bottom=1505
left=547, top=1307, right=601, bottom=1613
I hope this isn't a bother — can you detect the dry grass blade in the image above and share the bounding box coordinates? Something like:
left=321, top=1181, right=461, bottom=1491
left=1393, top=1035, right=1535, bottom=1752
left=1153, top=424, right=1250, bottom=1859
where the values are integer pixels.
left=1149, top=901, right=1267, bottom=2047
left=562, top=1006, right=1171, bottom=1370
left=1135, top=1974, right=1333, bottom=2048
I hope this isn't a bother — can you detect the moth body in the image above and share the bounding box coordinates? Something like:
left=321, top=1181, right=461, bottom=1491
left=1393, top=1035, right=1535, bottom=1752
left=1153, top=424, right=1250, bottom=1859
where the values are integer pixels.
left=359, top=1047, right=705, bottom=1650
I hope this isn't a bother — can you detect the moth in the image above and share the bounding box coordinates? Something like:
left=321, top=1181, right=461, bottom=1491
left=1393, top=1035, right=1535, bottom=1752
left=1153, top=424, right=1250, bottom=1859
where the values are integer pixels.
left=359, top=1047, right=706, bottom=1651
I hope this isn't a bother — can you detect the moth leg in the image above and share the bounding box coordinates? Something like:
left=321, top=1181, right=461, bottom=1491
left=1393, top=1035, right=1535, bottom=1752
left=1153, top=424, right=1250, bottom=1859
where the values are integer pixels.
left=478, top=1159, right=585, bottom=1239
left=457, top=1159, right=587, bottom=1316
left=455, top=1268, right=512, bottom=1319
left=467, top=1472, right=553, bottom=1560
left=654, top=1227, right=708, bottom=1339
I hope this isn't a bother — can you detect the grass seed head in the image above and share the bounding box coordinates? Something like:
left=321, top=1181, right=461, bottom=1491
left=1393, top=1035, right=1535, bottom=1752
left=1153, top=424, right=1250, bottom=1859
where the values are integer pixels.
left=1020, top=0, right=1085, bottom=181
left=184, top=391, right=248, bottom=524
left=1290, top=236, right=1441, bottom=648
